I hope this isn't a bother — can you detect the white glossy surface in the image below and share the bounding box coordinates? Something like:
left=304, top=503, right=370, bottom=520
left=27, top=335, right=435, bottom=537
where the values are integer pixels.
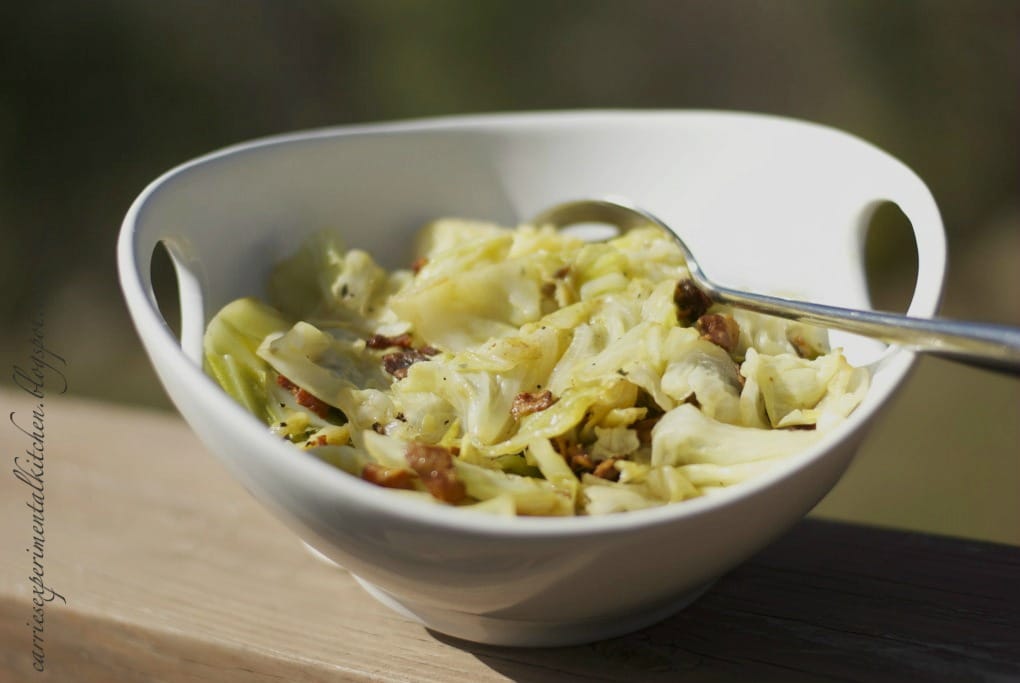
left=117, top=111, right=945, bottom=646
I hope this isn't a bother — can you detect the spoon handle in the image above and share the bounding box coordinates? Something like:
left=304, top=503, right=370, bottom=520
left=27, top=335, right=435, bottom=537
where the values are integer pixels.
left=712, top=286, right=1020, bottom=375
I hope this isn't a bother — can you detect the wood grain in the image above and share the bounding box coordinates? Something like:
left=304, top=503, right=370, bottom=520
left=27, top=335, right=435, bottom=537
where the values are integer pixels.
left=1, top=389, right=1017, bottom=682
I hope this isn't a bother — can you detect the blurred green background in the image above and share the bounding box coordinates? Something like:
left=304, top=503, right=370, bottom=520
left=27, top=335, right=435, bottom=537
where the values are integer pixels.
left=2, top=1, right=1016, bottom=543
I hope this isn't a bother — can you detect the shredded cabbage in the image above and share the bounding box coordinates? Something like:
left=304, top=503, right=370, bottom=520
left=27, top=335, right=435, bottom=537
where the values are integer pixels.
left=203, top=219, right=870, bottom=516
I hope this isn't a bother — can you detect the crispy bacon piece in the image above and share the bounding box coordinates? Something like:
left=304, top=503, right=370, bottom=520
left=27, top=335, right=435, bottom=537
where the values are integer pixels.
left=695, top=313, right=741, bottom=354
left=510, top=390, right=556, bottom=420
left=553, top=438, right=619, bottom=480
left=382, top=349, right=432, bottom=379
left=631, top=416, right=661, bottom=445
left=674, top=279, right=712, bottom=325
left=361, top=463, right=415, bottom=490
left=405, top=443, right=466, bottom=504
left=276, top=374, right=331, bottom=418
left=366, top=333, right=414, bottom=350
left=569, top=452, right=595, bottom=475
left=295, top=389, right=331, bottom=418
left=553, top=440, right=595, bottom=476
left=592, top=458, right=621, bottom=481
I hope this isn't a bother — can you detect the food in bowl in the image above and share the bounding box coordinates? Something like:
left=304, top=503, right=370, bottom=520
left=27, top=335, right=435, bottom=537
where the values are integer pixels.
left=203, top=218, right=869, bottom=516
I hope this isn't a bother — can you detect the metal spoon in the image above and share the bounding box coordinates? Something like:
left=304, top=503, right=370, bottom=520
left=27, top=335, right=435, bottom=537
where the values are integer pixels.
left=531, top=197, right=1020, bottom=375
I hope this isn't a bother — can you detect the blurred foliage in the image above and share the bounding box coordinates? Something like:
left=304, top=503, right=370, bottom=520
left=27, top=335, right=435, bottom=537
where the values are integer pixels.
left=1, top=2, right=1016, bottom=329
left=0, top=1, right=1016, bottom=540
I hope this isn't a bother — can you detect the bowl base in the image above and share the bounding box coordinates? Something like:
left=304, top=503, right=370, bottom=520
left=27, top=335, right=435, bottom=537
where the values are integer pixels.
left=351, top=574, right=715, bottom=647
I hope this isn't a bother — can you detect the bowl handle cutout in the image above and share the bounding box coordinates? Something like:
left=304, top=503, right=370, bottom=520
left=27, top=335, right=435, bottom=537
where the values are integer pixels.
left=860, top=201, right=920, bottom=316
left=853, top=182, right=946, bottom=323
left=850, top=195, right=1020, bottom=374
left=149, top=239, right=205, bottom=365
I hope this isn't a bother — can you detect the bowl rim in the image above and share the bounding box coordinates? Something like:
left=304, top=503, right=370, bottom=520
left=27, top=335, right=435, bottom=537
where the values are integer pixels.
left=118, top=108, right=941, bottom=538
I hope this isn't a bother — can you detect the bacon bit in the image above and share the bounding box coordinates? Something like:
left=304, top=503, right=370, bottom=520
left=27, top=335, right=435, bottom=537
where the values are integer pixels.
left=362, top=463, right=416, bottom=490
left=382, top=349, right=433, bottom=379
left=632, top=416, right=661, bottom=445
left=550, top=432, right=621, bottom=480
left=310, top=434, right=329, bottom=447
left=568, top=452, right=595, bottom=475
left=552, top=440, right=600, bottom=476
left=275, top=374, right=331, bottom=418
left=295, top=389, right=331, bottom=418
left=411, top=256, right=428, bottom=274
left=593, top=458, right=621, bottom=481
left=674, top=279, right=712, bottom=325
left=405, top=443, right=466, bottom=504
left=511, top=390, right=556, bottom=420
left=553, top=265, right=571, bottom=279
left=366, top=333, right=414, bottom=350
left=696, top=313, right=741, bottom=354
left=419, top=345, right=440, bottom=357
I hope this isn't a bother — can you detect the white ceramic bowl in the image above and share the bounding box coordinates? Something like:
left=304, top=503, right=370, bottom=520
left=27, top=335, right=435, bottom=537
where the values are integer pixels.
left=118, top=111, right=945, bottom=647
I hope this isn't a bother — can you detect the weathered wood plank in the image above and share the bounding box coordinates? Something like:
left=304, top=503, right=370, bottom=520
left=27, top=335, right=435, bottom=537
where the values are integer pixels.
left=0, top=390, right=1016, bottom=681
